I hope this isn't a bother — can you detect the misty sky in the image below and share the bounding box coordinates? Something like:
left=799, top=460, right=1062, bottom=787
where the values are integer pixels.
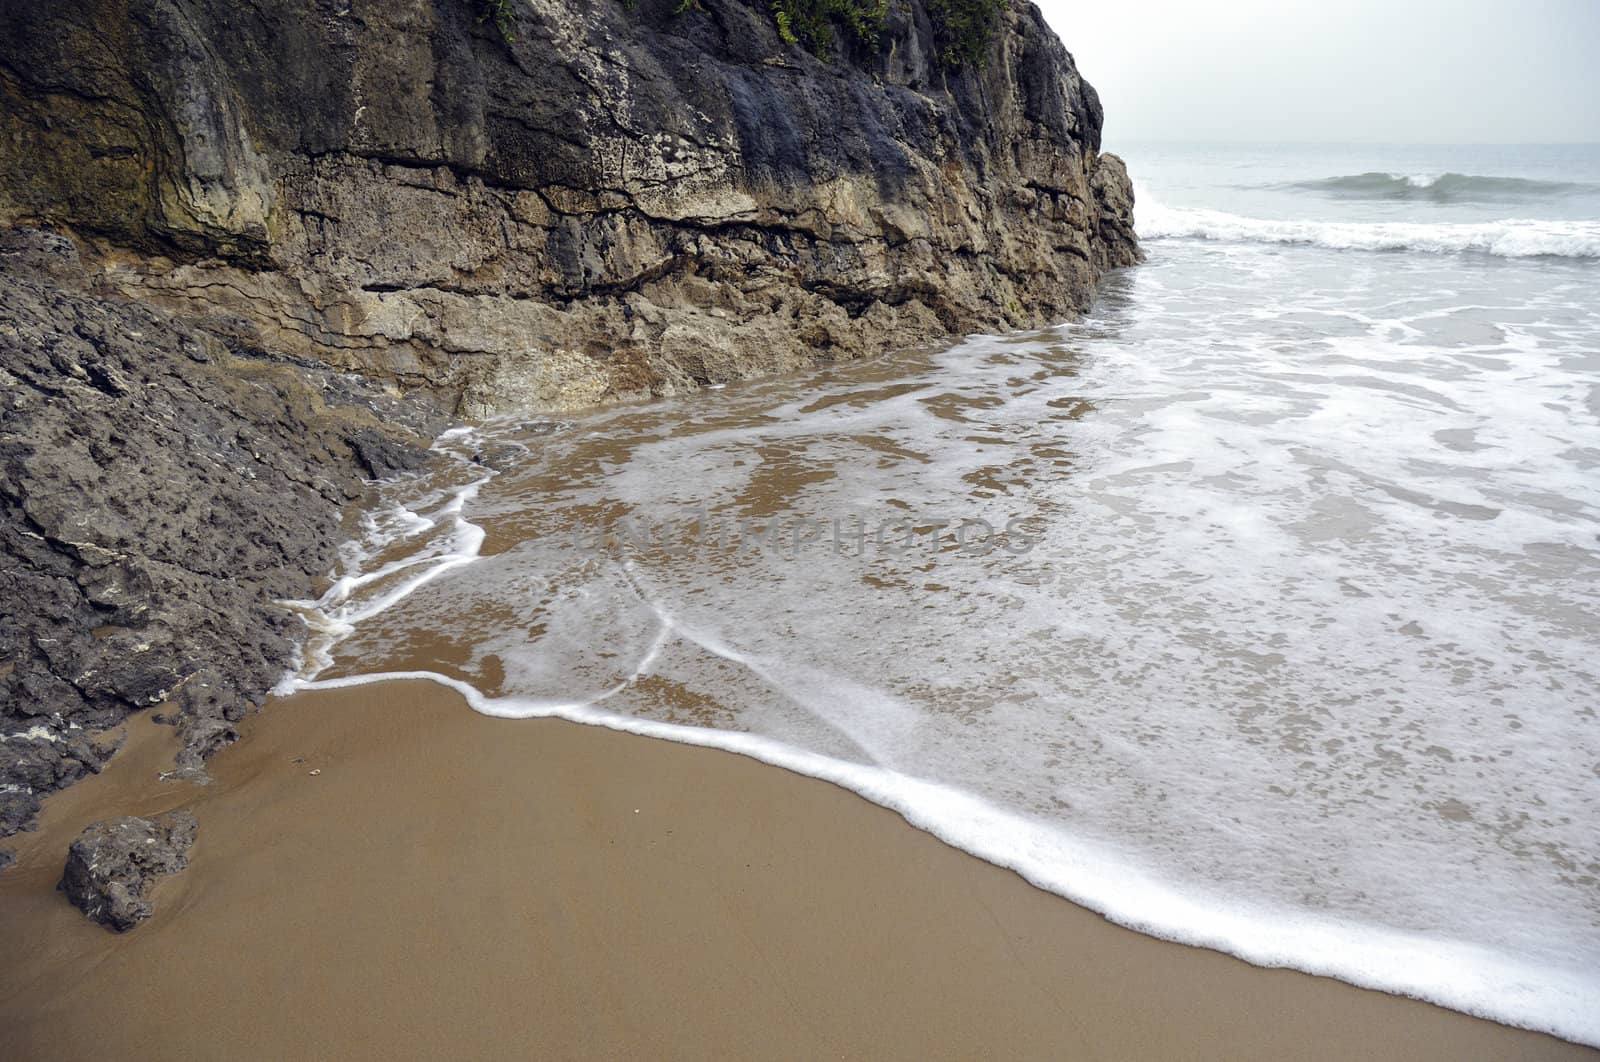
left=1034, top=0, right=1600, bottom=145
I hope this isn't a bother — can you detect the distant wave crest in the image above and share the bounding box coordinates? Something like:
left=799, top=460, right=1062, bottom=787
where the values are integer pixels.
left=1283, top=171, right=1593, bottom=202
left=1138, top=199, right=1600, bottom=259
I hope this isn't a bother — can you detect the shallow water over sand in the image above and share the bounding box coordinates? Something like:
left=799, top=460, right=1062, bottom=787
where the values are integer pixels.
left=287, top=235, right=1600, bottom=1043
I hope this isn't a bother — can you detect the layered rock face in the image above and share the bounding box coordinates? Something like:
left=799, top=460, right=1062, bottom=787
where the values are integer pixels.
left=0, top=0, right=1138, bottom=415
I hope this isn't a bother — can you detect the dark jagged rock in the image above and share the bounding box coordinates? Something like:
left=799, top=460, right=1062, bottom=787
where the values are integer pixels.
left=0, top=0, right=1138, bottom=415
left=1, top=793, right=42, bottom=844
left=0, top=728, right=127, bottom=839
left=0, top=229, right=448, bottom=838
left=58, top=810, right=198, bottom=930
left=348, top=429, right=435, bottom=480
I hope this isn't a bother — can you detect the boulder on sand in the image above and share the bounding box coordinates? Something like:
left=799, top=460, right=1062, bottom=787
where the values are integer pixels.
left=58, top=810, right=198, bottom=931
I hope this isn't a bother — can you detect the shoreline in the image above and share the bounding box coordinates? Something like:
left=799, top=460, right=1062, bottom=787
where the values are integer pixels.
left=2, top=679, right=1592, bottom=1060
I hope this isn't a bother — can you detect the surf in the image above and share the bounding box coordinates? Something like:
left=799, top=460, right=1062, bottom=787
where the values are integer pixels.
left=1137, top=194, right=1600, bottom=258
left=1281, top=171, right=1593, bottom=202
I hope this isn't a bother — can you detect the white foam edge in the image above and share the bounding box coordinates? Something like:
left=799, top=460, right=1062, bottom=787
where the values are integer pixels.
left=272, top=469, right=494, bottom=696
left=278, top=664, right=1599, bottom=1048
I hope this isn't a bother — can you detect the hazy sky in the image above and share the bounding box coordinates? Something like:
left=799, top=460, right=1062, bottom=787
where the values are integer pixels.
left=1034, top=0, right=1600, bottom=145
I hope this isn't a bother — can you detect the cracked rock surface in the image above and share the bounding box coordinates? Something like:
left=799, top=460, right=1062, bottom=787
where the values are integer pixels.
left=0, top=0, right=1138, bottom=415
left=0, top=229, right=446, bottom=843
left=58, top=810, right=198, bottom=930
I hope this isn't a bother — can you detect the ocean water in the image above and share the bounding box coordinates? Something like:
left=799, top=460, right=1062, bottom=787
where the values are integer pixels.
left=282, top=143, right=1600, bottom=1043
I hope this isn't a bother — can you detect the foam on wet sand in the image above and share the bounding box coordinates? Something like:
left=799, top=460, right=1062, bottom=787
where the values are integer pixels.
left=0, top=679, right=1592, bottom=1061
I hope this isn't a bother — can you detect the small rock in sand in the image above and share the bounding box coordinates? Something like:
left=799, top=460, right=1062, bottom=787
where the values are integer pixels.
left=58, top=810, right=197, bottom=931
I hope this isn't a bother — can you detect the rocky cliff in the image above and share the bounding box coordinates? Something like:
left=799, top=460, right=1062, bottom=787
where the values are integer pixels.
left=1, top=0, right=1137, bottom=415
left=0, top=0, right=1136, bottom=844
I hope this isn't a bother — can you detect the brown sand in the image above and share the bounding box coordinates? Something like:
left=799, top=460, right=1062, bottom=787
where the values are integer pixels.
left=1, top=680, right=1593, bottom=1061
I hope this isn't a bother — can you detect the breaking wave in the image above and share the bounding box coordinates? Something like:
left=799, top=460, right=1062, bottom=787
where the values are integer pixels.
left=1282, top=171, right=1594, bottom=202
left=1138, top=197, right=1600, bottom=258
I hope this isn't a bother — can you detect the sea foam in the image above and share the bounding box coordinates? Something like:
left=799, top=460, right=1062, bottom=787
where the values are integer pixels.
left=273, top=428, right=495, bottom=692
left=1139, top=195, right=1600, bottom=258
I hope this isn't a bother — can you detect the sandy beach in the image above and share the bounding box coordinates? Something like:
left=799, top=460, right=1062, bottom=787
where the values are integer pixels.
left=3, top=0, right=1597, bottom=1055
left=1, top=680, right=1591, bottom=1061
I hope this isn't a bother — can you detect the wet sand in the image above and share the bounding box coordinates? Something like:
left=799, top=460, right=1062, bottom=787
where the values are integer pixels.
left=1, top=680, right=1593, bottom=1061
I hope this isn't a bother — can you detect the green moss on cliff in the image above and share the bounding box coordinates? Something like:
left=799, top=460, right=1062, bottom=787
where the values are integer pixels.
left=478, top=0, right=516, bottom=40
left=769, top=0, right=886, bottom=60
left=765, top=0, right=1011, bottom=67
left=925, top=0, right=1008, bottom=67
